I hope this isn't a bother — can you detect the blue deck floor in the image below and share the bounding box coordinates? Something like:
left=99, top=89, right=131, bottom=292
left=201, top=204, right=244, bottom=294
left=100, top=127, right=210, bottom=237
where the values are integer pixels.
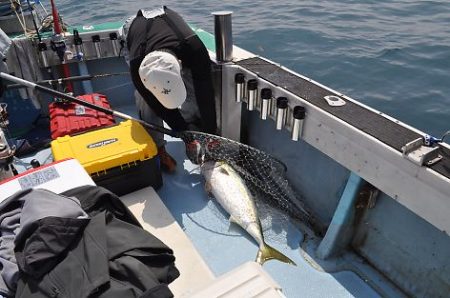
left=157, top=135, right=381, bottom=298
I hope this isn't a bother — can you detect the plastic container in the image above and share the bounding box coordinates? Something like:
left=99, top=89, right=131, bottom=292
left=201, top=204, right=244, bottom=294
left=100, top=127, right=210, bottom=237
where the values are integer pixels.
left=0, top=159, right=95, bottom=202
left=51, top=120, right=162, bottom=195
left=49, top=93, right=115, bottom=139
left=187, top=262, right=285, bottom=298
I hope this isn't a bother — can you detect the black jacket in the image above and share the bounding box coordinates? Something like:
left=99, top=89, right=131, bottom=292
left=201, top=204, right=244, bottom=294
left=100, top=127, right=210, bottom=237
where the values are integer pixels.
left=0, top=189, right=89, bottom=297
left=14, top=186, right=179, bottom=298
left=127, top=7, right=217, bottom=134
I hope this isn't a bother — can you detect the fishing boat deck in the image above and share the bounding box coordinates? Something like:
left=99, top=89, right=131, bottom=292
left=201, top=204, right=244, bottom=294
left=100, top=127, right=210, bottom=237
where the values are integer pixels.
left=13, top=126, right=382, bottom=298
left=1, top=6, right=448, bottom=296
left=10, top=16, right=447, bottom=297
left=153, top=134, right=383, bottom=298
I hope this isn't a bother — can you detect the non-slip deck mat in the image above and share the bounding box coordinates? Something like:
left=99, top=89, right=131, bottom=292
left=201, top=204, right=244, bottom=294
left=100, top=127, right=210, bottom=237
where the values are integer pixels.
left=236, top=57, right=450, bottom=179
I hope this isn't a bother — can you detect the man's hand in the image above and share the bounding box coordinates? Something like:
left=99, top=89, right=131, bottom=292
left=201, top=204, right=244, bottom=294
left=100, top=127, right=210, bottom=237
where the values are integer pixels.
left=185, top=140, right=203, bottom=164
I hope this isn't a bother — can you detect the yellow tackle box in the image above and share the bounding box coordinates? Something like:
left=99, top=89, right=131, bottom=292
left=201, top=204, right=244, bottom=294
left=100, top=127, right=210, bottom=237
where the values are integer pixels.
left=51, top=120, right=162, bottom=195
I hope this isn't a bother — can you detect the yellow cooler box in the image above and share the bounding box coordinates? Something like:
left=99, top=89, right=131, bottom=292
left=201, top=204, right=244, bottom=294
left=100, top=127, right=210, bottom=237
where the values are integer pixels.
left=51, top=120, right=162, bottom=195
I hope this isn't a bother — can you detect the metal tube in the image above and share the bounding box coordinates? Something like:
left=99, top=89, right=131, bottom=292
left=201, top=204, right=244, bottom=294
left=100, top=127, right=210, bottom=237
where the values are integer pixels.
left=0, top=72, right=36, bottom=89
left=6, top=72, right=129, bottom=89
left=260, top=88, right=272, bottom=120
left=111, top=41, right=119, bottom=56
left=110, top=32, right=119, bottom=56
left=276, top=97, right=288, bottom=130
left=247, top=79, right=258, bottom=111
left=38, top=42, right=49, bottom=68
left=270, top=96, right=277, bottom=117
left=75, top=44, right=83, bottom=57
left=292, top=106, right=305, bottom=141
left=261, top=99, right=270, bottom=120
left=73, top=29, right=84, bottom=60
left=276, top=109, right=286, bottom=130
left=50, top=0, right=73, bottom=92
left=39, top=51, right=49, bottom=68
left=212, top=11, right=233, bottom=62
left=235, top=73, right=245, bottom=102
left=92, top=35, right=101, bottom=58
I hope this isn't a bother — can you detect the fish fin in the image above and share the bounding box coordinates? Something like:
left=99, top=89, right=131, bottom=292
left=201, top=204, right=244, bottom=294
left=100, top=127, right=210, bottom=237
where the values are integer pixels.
left=229, top=215, right=239, bottom=224
left=256, top=242, right=296, bottom=266
left=227, top=216, right=241, bottom=233
left=227, top=221, right=241, bottom=233
left=219, top=167, right=230, bottom=176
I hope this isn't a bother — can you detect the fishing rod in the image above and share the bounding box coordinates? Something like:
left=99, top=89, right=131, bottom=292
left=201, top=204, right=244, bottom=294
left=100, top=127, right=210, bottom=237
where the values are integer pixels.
left=0, top=72, right=289, bottom=152
left=0, top=72, right=299, bottom=221
left=26, top=0, right=55, bottom=82
left=6, top=72, right=130, bottom=89
left=0, top=72, right=178, bottom=137
left=49, top=0, right=72, bottom=92
left=26, top=0, right=41, bottom=41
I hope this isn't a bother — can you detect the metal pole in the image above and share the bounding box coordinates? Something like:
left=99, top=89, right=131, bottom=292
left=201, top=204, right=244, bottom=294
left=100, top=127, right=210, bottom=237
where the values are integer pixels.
left=6, top=72, right=129, bottom=89
left=50, top=0, right=73, bottom=92
left=212, top=11, right=233, bottom=62
left=0, top=72, right=178, bottom=138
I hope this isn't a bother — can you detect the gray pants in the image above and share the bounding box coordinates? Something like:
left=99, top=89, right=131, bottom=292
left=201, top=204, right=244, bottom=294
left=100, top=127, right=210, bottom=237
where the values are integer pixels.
left=135, top=68, right=201, bottom=148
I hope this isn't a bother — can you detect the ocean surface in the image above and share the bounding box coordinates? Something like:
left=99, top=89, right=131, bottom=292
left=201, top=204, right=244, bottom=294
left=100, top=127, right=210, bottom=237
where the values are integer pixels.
left=55, top=0, right=449, bottom=140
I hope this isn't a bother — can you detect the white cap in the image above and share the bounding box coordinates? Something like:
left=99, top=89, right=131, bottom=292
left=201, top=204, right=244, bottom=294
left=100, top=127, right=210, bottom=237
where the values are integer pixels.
left=138, top=51, right=186, bottom=109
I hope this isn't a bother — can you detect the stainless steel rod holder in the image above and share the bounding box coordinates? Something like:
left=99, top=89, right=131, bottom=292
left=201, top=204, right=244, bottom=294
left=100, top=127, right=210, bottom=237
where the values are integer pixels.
left=292, top=106, right=306, bottom=141
left=260, top=88, right=272, bottom=120
left=276, top=109, right=286, bottom=130
left=40, top=52, right=49, bottom=68
left=235, top=73, right=245, bottom=102
left=212, top=11, right=233, bottom=62
left=111, top=41, right=119, bottom=56
left=94, top=43, right=101, bottom=58
left=247, top=79, right=258, bottom=111
left=75, top=44, right=83, bottom=55
left=73, top=29, right=84, bottom=60
left=75, top=44, right=85, bottom=61
left=261, top=99, right=270, bottom=120
left=276, top=97, right=288, bottom=130
left=110, top=33, right=119, bottom=56
left=37, top=42, right=49, bottom=68
left=92, top=35, right=101, bottom=58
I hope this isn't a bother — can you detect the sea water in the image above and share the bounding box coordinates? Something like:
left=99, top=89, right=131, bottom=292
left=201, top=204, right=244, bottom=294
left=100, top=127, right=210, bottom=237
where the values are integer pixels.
left=56, top=0, right=450, bottom=141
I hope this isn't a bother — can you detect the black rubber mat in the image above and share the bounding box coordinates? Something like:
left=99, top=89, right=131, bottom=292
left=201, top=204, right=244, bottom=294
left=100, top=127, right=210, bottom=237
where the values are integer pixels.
left=236, top=57, right=450, bottom=179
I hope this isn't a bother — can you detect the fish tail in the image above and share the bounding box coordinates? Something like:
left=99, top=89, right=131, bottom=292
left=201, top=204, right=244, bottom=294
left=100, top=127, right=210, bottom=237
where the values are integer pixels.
left=256, top=242, right=297, bottom=266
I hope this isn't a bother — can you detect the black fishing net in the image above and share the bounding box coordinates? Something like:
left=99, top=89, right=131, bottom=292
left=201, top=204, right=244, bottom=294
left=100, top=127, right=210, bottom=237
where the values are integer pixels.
left=181, top=131, right=316, bottom=231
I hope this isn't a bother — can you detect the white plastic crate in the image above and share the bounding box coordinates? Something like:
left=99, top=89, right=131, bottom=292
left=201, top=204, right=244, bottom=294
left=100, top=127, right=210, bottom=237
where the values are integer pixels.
left=186, top=261, right=285, bottom=298
left=0, top=158, right=95, bottom=201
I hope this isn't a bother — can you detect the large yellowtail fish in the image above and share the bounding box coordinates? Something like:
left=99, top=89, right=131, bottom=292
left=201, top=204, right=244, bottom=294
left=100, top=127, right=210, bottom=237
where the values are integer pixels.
left=201, top=161, right=296, bottom=266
